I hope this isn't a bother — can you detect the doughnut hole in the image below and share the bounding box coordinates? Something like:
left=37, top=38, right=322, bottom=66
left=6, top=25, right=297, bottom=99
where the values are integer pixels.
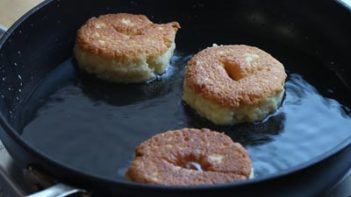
left=223, top=60, right=244, bottom=81
left=175, top=154, right=213, bottom=172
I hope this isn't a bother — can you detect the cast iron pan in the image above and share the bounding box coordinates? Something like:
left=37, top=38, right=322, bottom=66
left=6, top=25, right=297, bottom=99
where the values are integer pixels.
left=0, top=0, right=351, bottom=196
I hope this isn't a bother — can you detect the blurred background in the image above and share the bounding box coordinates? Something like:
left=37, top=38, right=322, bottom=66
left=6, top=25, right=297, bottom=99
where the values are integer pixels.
left=0, top=0, right=42, bottom=30
left=0, top=0, right=351, bottom=30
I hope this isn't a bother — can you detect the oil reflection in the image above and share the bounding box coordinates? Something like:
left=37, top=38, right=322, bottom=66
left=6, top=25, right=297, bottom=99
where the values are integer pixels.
left=183, top=103, right=285, bottom=146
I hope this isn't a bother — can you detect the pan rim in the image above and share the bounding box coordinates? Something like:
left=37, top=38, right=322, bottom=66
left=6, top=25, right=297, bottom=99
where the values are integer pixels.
left=0, top=0, right=351, bottom=192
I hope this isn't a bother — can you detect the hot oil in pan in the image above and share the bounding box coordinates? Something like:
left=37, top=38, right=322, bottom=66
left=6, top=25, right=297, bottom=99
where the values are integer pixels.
left=21, top=51, right=351, bottom=182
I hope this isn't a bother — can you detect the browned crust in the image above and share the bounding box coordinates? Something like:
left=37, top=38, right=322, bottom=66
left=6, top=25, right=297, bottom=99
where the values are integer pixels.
left=75, top=13, right=180, bottom=60
left=184, top=45, right=287, bottom=108
left=126, top=128, right=252, bottom=185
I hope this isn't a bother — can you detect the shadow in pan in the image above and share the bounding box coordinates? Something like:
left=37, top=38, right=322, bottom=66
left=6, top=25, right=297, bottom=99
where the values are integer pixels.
left=76, top=68, right=173, bottom=107
left=183, top=103, right=286, bottom=146
left=75, top=53, right=189, bottom=107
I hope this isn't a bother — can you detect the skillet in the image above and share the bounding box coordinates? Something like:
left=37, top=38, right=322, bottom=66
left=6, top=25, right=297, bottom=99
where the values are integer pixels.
left=0, top=0, right=351, bottom=196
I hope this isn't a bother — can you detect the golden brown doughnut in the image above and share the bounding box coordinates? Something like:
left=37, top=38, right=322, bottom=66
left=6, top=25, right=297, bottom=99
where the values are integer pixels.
left=126, top=128, right=252, bottom=185
left=74, top=13, right=180, bottom=83
left=183, top=44, right=286, bottom=125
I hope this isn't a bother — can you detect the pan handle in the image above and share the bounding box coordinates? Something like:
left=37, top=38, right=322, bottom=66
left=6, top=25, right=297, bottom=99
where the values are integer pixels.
left=26, top=183, right=87, bottom=197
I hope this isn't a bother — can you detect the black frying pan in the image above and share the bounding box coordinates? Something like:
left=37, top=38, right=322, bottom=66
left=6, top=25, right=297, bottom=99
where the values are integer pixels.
left=0, top=0, right=351, bottom=196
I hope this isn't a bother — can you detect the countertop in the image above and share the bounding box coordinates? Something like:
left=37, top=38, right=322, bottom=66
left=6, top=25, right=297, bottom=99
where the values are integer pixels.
left=0, top=0, right=43, bottom=29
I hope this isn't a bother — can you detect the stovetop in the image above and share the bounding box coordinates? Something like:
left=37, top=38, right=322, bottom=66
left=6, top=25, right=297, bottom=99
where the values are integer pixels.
left=0, top=140, right=30, bottom=197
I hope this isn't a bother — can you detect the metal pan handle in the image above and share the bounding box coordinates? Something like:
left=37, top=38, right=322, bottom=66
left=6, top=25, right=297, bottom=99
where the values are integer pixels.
left=27, top=183, right=86, bottom=197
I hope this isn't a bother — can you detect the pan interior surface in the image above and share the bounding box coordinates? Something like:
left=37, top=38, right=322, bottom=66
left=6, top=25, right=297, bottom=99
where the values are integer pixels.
left=0, top=0, right=350, bottom=186
left=21, top=49, right=351, bottom=182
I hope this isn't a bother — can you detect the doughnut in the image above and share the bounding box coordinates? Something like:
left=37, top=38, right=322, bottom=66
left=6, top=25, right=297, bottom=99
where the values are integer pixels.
left=183, top=44, right=286, bottom=125
left=74, top=13, right=180, bottom=83
left=126, top=128, right=252, bottom=185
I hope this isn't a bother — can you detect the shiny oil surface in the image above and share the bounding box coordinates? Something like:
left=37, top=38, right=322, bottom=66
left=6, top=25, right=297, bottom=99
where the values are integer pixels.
left=21, top=50, right=351, bottom=182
